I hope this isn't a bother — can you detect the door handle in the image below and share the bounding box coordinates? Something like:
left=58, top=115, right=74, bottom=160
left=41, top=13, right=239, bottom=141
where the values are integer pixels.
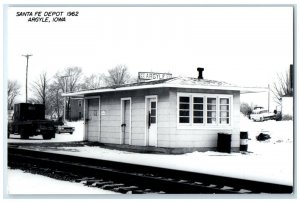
left=121, top=123, right=126, bottom=127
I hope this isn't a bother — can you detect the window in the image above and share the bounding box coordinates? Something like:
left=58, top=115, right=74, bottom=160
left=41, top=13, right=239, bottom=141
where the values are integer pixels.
left=78, top=100, right=82, bottom=107
left=178, top=93, right=232, bottom=127
left=179, top=97, right=190, bottom=123
left=207, top=97, right=217, bottom=124
left=150, top=101, right=156, bottom=123
left=193, top=97, right=203, bottom=124
left=219, top=98, right=229, bottom=124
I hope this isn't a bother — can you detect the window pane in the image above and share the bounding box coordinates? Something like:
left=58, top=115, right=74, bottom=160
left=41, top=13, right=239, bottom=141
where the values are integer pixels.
left=207, top=105, right=216, bottom=110
left=207, top=118, right=216, bottom=124
left=194, top=117, right=203, bottom=123
left=220, top=118, right=229, bottom=124
left=194, top=111, right=203, bottom=116
left=194, top=104, right=203, bottom=110
left=194, top=97, right=203, bottom=103
left=207, top=111, right=216, bottom=117
left=151, top=102, right=156, bottom=108
left=180, top=110, right=189, bottom=116
left=220, top=111, right=229, bottom=117
left=220, top=98, right=229, bottom=104
left=220, top=105, right=229, bottom=111
left=179, top=103, right=190, bottom=109
left=180, top=97, right=190, bottom=103
left=151, top=109, right=156, bottom=116
left=207, top=98, right=216, bottom=104
left=150, top=117, right=156, bottom=123
left=180, top=117, right=189, bottom=123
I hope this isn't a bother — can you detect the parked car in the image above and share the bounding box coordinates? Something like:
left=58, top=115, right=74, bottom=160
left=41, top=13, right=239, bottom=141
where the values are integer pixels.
left=250, top=108, right=276, bottom=122
left=56, top=125, right=75, bottom=134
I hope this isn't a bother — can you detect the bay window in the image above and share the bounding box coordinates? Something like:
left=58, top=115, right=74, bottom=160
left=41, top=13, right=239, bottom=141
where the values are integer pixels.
left=178, top=93, right=232, bottom=127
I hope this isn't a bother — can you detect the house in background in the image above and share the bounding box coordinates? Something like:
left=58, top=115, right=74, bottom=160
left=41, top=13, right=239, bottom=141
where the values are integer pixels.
left=69, top=98, right=84, bottom=121
left=280, top=64, right=294, bottom=118
left=63, top=69, right=267, bottom=153
left=281, top=96, right=293, bottom=117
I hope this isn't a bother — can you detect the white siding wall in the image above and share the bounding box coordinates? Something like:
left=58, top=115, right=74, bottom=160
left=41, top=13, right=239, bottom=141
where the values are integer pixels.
left=95, top=89, right=170, bottom=146
left=86, top=87, right=240, bottom=150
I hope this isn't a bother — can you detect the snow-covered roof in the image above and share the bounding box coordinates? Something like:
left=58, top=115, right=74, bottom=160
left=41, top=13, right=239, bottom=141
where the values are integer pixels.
left=62, top=77, right=268, bottom=97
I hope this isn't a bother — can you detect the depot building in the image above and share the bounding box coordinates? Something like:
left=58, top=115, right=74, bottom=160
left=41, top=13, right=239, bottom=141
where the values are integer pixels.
left=63, top=69, right=266, bottom=153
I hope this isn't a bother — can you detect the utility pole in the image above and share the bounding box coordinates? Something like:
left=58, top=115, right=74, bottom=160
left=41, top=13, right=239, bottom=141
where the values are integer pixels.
left=60, top=75, right=71, bottom=123
left=22, top=54, right=32, bottom=103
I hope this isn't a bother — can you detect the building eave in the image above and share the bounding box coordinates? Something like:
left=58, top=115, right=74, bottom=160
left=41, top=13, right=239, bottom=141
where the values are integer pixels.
left=62, top=84, right=268, bottom=97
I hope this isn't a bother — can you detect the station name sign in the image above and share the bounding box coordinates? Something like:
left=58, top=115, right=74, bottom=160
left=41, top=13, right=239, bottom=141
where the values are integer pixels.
left=138, top=72, right=172, bottom=80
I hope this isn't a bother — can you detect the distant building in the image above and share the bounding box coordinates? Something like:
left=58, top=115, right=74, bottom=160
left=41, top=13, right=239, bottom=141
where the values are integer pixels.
left=69, top=98, right=84, bottom=121
left=280, top=64, right=294, bottom=118
left=64, top=69, right=266, bottom=153
left=281, top=96, right=293, bottom=117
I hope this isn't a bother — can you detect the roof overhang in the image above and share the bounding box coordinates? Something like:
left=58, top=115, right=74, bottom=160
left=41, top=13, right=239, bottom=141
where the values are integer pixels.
left=239, top=87, right=269, bottom=94
left=62, top=84, right=269, bottom=97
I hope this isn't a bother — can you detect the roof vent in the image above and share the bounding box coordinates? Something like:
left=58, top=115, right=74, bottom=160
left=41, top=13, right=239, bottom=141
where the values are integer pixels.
left=197, top=67, right=204, bottom=79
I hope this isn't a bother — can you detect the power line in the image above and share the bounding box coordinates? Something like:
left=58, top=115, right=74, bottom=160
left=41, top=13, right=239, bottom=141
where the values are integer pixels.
left=22, top=54, right=33, bottom=103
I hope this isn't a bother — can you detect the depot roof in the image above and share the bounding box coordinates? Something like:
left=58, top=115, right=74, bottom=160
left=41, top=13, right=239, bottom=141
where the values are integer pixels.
left=62, top=77, right=268, bottom=97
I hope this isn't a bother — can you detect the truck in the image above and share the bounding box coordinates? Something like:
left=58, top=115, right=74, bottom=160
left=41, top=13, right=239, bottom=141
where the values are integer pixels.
left=8, top=103, right=56, bottom=140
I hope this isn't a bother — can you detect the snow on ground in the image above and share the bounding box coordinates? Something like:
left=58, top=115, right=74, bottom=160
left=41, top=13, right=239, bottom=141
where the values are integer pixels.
left=7, top=116, right=294, bottom=189
left=7, top=169, right=119, bottom=195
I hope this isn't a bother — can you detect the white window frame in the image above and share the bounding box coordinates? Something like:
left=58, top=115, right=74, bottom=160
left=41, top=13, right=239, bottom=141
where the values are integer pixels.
left=177, top=92, right=233, bottom=129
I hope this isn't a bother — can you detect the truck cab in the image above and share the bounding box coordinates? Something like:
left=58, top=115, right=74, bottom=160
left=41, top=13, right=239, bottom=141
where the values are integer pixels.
left=8, top=103, right=56, bottom=140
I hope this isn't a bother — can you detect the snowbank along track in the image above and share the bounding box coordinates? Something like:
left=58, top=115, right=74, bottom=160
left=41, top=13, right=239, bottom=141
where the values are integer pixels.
left=8, top=146, right=293, bottom=194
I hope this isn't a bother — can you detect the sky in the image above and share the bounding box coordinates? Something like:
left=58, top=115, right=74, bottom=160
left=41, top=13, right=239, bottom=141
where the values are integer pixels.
left=6, top=6, right=293, bottom=109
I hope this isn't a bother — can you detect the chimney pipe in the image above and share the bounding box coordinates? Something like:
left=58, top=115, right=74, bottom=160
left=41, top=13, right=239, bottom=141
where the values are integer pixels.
left=197, top=67, right=204, bottom=79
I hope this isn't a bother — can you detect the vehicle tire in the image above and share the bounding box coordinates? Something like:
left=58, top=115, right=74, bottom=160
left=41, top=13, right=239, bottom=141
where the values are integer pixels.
left=42, top=133, right=52, bottom=140
left=20, top=128, right=29, bottom=139
left=70, top=132, right=73, bottom=135
left=260, top=117, right=264, bottom=122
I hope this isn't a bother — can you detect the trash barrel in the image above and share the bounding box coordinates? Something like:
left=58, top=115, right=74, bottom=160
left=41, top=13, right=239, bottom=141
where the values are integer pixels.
left=217, top=133, right=232, bottom=153
left=240, top=131, right=248, bottom=152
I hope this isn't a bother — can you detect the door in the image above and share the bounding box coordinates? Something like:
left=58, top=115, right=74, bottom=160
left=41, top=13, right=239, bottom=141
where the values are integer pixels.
left=121, top=99, right=131, bottom=144
left=85, top=98, right=100, bottom=141
left=147, top=97, right=157, bottom=146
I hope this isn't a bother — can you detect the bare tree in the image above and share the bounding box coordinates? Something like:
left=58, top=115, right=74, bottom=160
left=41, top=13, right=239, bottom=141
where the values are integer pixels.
left=30, top=72, right=55, bottom=116
left=30, top=72, right=49, bottom=105
left=271, top=69, right=293, bottom=105
left=81, top=73, right=106, bottom=90
left=48, top=81, right=64, bottom=119
left=54, top=67, right=83, bottom=120
left=240, top=102, right=253, bottom=118
left=104, top=65, right=132, bottom=86
left=8, top=80, right=21, bottom=110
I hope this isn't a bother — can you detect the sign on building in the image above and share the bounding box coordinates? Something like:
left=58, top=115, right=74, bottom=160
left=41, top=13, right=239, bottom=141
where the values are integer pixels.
left=138, top=72, right=172, bottom=81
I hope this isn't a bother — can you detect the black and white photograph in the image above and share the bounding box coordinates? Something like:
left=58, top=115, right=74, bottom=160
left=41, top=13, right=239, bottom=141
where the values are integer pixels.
left=3, top=2, right=295, bottom=199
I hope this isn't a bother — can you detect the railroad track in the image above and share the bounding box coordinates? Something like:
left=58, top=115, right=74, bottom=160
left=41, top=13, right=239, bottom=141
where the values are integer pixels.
left=8, top=146, right=293, bottom=194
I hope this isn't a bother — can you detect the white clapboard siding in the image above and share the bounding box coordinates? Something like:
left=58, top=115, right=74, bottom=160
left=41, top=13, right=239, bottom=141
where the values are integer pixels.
left=85, top=87, right=240, bottom=150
